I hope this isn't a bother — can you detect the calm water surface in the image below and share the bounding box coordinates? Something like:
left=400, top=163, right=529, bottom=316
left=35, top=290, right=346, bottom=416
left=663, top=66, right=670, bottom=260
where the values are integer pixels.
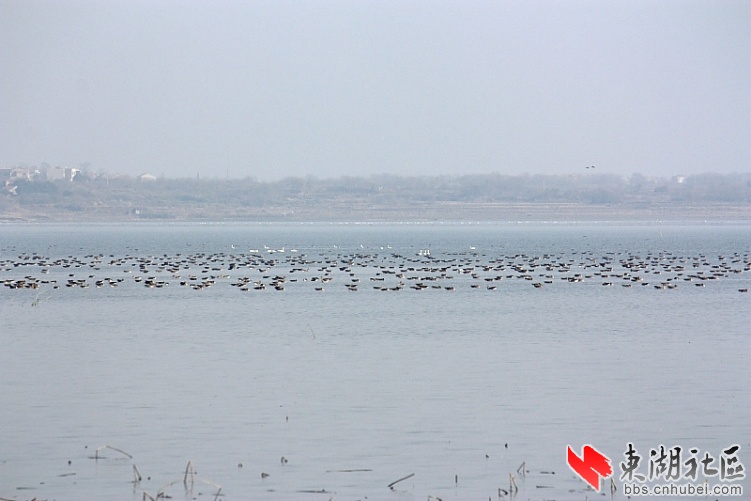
left=0, top=222, right=749, bottom=500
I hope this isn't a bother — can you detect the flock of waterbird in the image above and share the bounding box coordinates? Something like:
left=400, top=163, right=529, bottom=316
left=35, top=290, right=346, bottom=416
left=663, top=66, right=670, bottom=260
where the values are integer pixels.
left=2, top=244, right=749, bottom=298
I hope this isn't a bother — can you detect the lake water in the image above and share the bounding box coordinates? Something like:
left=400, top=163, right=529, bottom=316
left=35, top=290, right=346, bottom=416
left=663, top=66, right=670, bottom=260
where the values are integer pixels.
left=1, top=222, right=749, bottom=500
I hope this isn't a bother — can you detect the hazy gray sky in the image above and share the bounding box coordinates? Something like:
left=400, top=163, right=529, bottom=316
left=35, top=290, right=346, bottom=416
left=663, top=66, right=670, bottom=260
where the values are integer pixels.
left=1, top=0, right=748, bottom=180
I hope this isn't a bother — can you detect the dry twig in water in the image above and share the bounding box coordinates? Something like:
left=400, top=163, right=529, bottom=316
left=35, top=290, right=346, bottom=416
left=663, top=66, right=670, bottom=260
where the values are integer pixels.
left=184, top=460, right=195, bottom=487
left=132, top=464, right=142, bottom=483
left=94, top=445, right=132, bottom=460
left=509, top=473, right=518, bottom=493
left=387, top=472, right=415, bottom=490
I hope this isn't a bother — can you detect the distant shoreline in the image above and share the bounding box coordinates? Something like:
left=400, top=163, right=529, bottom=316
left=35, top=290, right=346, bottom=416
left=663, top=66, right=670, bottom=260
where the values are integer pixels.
left=2, top=172, right=749, bottom=223
left=2, top=202, right=748, bottom=224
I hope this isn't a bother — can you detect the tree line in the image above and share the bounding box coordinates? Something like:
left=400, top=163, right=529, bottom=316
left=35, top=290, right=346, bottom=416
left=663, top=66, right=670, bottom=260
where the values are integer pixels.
left=2, top=172, right=749, bottom=220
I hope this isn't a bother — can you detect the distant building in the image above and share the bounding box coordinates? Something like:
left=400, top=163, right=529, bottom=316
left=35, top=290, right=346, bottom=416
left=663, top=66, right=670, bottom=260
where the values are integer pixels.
left=673, top=175, right=687, bottom=184
left=139, top=173, right=158, bottom=182
left=47, top=166, right=67, bottom=181
left=10, top=168, right=32, bottom=181
left=67, top=168, right=81, bottom=182
left=46, top=167, right=80, bottom=182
